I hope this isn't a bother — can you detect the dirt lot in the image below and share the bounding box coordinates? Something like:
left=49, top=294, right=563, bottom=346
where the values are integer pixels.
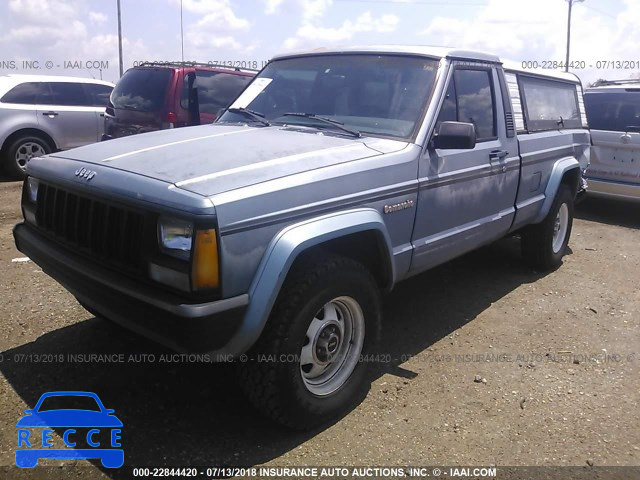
left=0, top=177, right=638, bottom=479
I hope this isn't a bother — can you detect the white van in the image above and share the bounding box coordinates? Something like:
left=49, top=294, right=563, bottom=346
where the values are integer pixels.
left=583, top=80, right=640, bottom=201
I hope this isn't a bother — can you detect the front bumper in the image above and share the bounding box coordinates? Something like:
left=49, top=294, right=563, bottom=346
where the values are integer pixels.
left=14, top=223, right=248, bottom=354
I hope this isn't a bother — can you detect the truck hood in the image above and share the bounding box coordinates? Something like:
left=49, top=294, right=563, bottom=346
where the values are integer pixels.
left=50, top=124, right=409, bottom=197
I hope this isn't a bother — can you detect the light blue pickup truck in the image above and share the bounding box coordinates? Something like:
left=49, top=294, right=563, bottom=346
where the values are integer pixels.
left=14, top=46, right=590, bottom=428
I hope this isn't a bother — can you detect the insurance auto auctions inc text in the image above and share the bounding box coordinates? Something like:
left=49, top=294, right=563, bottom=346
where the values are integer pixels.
left=221, top=466, right=498, bottom=478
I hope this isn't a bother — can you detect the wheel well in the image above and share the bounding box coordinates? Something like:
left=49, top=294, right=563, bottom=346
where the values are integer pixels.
left=1, top=128, right=57, bottom=155
left=292, top=230, right=393, bottom=291
left=560, top=167, right=580, bottom=198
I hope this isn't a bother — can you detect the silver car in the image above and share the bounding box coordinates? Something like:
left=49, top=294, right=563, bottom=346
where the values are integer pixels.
left=584, top=80, right=640, bottom=201
left=0, top=74, right=114, bottom=178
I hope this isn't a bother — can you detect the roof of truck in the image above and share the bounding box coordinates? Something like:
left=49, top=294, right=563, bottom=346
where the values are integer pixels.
left=271, top=45, right=583, bottom=84
left=272, top=45, right=501, bottom=64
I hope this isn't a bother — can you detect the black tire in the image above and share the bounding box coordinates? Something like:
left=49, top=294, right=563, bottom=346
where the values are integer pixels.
left=3, top=135, right=51, bottom=179
left=238, top=255, right=382, bottom=430
left=521, top=184, right=574, bottom=270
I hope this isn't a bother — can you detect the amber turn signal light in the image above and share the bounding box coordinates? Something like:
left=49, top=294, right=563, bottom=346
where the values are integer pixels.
left=192, top=229, right=219, bottom=290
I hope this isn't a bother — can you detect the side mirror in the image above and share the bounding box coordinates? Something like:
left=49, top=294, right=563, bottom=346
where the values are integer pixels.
left=433, top=121, right=476, bottom=150
left=24, top=409, right=34, bottom=415
left=105, top=409, right=115, bottom=414
left=625, top=125, right=640, bottom=133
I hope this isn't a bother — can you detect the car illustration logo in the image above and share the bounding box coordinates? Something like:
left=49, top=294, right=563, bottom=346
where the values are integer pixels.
left=74, top=168, right=96, bottom=180
left=15, top=391, right=123, bottom=468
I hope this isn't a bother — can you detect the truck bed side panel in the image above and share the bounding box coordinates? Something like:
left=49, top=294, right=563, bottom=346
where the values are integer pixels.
left=512, top=129, right=589, bottom=230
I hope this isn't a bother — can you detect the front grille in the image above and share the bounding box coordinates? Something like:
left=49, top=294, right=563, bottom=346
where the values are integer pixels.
left=35, top=183, right=146, bottom=273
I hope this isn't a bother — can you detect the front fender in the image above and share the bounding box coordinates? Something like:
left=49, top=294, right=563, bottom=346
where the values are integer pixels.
left=221, top=208, right=395, bottom=356
left=532, top=157, right=580, bottom=223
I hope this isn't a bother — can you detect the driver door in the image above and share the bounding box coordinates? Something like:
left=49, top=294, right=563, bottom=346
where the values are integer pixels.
left=410, top=64, right=520, bottom=273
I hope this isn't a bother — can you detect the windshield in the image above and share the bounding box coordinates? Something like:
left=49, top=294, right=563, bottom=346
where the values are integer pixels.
left=217, top=54, right=439, bottom=139
left=111, top=68, right=172, bottom=112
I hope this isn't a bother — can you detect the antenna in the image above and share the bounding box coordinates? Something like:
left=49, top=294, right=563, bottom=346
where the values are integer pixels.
left=565, top=0, right=585, bottom=72
left=117, top=0, right=124, bottom=77
left=180, top=0, right=185, bottom=62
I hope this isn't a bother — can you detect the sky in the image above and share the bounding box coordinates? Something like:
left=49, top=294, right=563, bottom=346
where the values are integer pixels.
left=0, top=0, right=638, bottom=85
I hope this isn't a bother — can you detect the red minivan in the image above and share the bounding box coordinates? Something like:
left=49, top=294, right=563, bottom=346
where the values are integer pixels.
left=102, top=62, right=255, bottom=139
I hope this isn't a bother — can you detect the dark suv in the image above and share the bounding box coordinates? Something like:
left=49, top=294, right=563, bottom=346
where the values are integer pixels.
left=102, top=63, right=255, bottom=139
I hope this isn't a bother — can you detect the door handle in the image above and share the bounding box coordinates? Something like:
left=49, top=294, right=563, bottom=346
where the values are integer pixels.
left=490, top=150, right=509, bottom=173
left=489, top=150, right=509, bottom=161
left=41, top=111, right=59, bottom=117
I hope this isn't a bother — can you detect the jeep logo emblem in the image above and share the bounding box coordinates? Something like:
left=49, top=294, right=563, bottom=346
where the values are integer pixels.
left=75, top=168, right=96, bottom=180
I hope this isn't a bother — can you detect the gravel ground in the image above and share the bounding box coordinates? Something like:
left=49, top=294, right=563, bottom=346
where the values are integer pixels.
left=0, top=177, right=638, bottom=479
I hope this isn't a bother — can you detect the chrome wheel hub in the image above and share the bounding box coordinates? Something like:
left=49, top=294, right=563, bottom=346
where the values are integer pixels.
left=300, top=296, right=365, bottom=396
left=16, top=142, right=46, bottom=171
left=315, top=324, right=342, bottom=364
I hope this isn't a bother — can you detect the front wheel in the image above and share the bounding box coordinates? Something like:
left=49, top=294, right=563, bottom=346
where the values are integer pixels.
left=3, top=135, right=51, bottom=179
left=238, top=255, right=381, bottom=429
left=521, top=184, right=574, bottom=270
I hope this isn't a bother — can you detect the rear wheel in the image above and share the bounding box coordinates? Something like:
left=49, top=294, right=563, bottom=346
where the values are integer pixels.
left=521, top=184, right=574, bottom=270
left=238, top=255, right=381, bottom=429
left=3, top=135, right=51, bottom=179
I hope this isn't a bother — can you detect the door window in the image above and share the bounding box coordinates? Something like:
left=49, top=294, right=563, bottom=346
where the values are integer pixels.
left=0, top=82, right=42, bottom=104
left=436, top=68, right=496, bottom=141
left=84, top=83, right=113, bottom=107
left=181, top=71, right=252, bottom=115
left=519, top=76, right=581, bottom=131
left=39, top=83, right=91, bottom=106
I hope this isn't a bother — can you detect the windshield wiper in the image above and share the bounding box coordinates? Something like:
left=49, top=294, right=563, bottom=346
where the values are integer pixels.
left=281, top=112, right=361, bottom=138
left=226, top=107, right=271, bottom=126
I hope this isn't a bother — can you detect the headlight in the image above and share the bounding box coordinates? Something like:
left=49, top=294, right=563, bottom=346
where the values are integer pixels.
left=27, top=177, right=39, bottom=203
left=158, top=217, right=193, bottom=260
